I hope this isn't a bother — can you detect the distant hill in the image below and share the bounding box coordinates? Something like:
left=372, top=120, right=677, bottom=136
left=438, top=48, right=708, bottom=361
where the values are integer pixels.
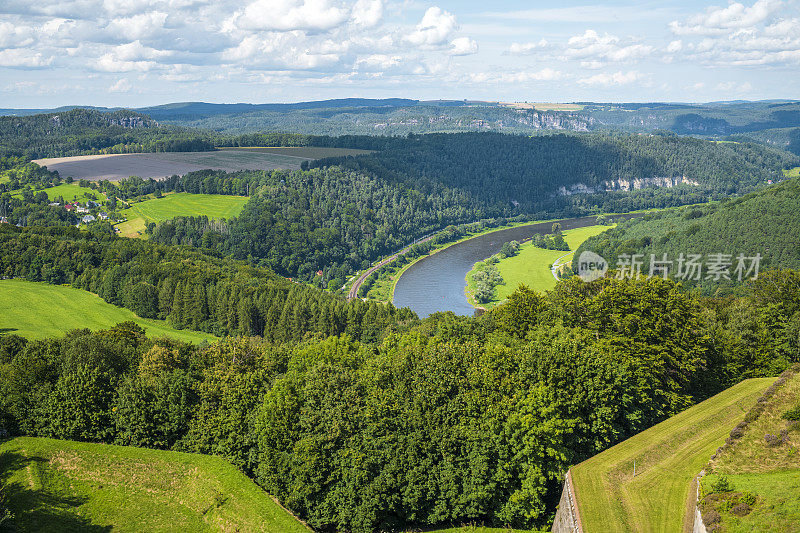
left=3, top=100, right=800, bottom=147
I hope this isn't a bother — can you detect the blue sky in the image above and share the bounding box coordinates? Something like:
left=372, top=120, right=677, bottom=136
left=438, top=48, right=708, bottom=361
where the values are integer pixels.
left=1, top=0, right=798, bottom=107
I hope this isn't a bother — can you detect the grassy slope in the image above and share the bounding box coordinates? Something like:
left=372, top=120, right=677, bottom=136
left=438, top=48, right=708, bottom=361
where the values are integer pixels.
left=466, top=225, right=611, bottom=308
left=571, top=378, right=774, bottom=533
left=701, top=370, right=800, bottom=531
left=116, top=192, right=247, bottom=238
left=0, top=436, right=309, bottom=533
left=0, top=279, right=215, bottom=344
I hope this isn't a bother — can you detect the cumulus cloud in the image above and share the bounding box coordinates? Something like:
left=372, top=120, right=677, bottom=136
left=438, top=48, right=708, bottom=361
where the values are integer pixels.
left=405, top=7, right=458, bottom=48
left=105, top=11, right=169, bottom=41
left=108, top=78, right=131, bottom=92
left=449, top=36, right=477, bottom=56
left=670, top=0, right=783, bottom=35
left=230, top=0, right=349, bottom=32
left=578, top=70, right=644, bottom=86
left=505, top=39, right=550, bottom=55
left=470, top=67, right=565, bottom=84
left=0, top=48, right=53, bottom=68
left=668, top=0, right=800, bottom=65
left=566, top=30, right=654, bottom=62
left=351, top=0, right=382, bottom=27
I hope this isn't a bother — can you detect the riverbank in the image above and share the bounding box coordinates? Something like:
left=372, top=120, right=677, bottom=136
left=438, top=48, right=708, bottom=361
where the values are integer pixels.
left=372, top=218, right=561, bottom=303
left=463, top=224, right=615, bottom=310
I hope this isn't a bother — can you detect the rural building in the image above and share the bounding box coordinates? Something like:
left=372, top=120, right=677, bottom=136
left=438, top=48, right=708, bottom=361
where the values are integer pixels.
left=48, top=202, right=60, bottom=207
left=0, top=216, right=7, bottom=224
left=76, top=206, right=89, bottom=214
left=64, top=204, right=75, bottom=211
left=98, top=212, right=109, bottom=220
left=82, top=214, right=96, bottom=224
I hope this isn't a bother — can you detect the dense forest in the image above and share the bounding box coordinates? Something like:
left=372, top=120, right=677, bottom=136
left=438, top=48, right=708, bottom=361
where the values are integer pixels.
left=309, top=132, right=797, bottom=213
left=1, top=272, right=798, bottom=531
left=146, top=166, right=495, bottom=284
left=574, top=175, right=800, bottom=292
left=0, top=225, right=412, bottom=342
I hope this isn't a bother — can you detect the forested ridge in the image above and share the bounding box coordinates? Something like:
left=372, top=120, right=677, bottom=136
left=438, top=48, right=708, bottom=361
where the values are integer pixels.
left=309, top=132, right=797, bottom=213
left=0, top=225, right=412, bottom=342
left=146, top=166, right=497, bottom=284
left=1, top=272, right=798, bottom=531
left=574, top=175, right=800, bottom=292
left=0, top=108, right=214, bottom=159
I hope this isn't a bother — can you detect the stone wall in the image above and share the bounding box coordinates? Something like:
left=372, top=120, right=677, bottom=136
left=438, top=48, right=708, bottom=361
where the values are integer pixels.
left=551, top=470, right=583, bottom=533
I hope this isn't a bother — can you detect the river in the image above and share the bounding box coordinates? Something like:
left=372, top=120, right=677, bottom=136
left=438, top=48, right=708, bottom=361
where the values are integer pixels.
left=392, top=215, right=633, bottom=318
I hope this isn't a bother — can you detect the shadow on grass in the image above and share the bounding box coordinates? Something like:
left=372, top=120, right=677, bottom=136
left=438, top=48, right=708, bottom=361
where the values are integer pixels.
left=1, top=450, right=112, bottom=532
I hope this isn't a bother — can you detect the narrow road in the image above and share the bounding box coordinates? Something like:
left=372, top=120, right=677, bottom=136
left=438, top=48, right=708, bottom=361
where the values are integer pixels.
left=551, top=250, right=574, bottom=281
left=347, top=233, right=437, bottom=300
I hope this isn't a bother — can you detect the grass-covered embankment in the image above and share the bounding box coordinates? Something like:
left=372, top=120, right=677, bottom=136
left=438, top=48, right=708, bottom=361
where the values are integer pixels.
left=570, top=378, right=773, bottom=532
left=0, top=279, right=215, bottom=344
left=0, top=436, right=310, bottom=532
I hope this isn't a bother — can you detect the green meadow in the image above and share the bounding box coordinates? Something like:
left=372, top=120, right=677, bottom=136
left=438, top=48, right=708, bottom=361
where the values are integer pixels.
left=466, top=224, right=611, bottom=308
left=0, top=436, right=310, bottom=533
left=11, top=183, right=107, bottom=203
left=571, top=378, right=773, bottom=533
left=0, top=279, right=215, bottom=344
left=116, top=192, right=248, bottom=237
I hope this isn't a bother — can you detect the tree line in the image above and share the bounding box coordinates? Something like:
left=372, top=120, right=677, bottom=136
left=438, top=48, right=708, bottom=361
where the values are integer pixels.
left=0, top=225, right=413, bottom=342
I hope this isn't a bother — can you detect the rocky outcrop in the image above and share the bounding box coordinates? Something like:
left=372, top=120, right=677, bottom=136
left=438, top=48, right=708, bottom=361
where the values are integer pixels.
left=557, top=175, right=700, bottom=195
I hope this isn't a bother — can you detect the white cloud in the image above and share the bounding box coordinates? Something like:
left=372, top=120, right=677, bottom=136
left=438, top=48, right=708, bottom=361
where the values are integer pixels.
left=566, top=30, right=654, bottom=62
left=351, top=0, right=382, bottom=27
left=578, top=70, right=644, bottom=86
left=0, top=48, right=53, bottom=68
left=505, top=39, right=550, bottom=55
left=405, top=7, right=458, bottom=48
left=354, top=53, right=402, bottom=71
left=108, top=78, right=131, bottom=92
left=667, top=40, right=683, bottom=53
left=105, top=11, right=169, bottom=41
left=231, top=0, right=349, bottom=32
left=449, top=36, right=477, bottom=56
left=670, top=0, right=783, bottom=35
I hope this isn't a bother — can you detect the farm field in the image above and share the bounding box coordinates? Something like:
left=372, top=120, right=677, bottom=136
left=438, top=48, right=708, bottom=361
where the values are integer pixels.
left=11, top=182, right=108, bottom=203
left=0, top=279, right=215, bottom=344
left=216, top=146, right=372, bottom=158
left=467, top=224, right=611, bottom=308
left=116, top=192, right=248, bottom=238
left=570, top=377, right=774, bottom=533
left=0, top=436, right=310, bottom=533
left=32, top=150, right=308, bottom=182
left=784, top=166, right=800, bottom=178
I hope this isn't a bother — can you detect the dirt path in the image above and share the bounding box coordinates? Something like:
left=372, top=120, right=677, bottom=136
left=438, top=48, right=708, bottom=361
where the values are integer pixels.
left=347, top=233, right=437, bottom=300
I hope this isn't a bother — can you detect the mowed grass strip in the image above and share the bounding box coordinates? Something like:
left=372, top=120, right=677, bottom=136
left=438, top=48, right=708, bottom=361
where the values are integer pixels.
left=116, top=192, right=248, bottom=238
left=0, top=279, right=216, bottom=344
left=571, top=378, right=774, bottom=533
left=0, top=436, right=310, bottom=533
left=216, top=146, right=372, bottom=158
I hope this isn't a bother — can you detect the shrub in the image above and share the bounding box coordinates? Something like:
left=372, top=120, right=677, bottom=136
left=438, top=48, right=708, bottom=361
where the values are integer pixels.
left=783, top=404, right=800, bottom=421
left=703, top=509, right=721, bottom=527
left=711, top=475, right=734, bottom=493
left=740, top=492, right=757, bottom=506
left=731, top=502, right=752, bottom=517
left=764, top=433, right=782, bottom=447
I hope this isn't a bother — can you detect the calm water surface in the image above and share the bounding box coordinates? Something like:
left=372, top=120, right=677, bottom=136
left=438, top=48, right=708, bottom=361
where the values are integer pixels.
left=393, top=216, right=608, bottom=318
